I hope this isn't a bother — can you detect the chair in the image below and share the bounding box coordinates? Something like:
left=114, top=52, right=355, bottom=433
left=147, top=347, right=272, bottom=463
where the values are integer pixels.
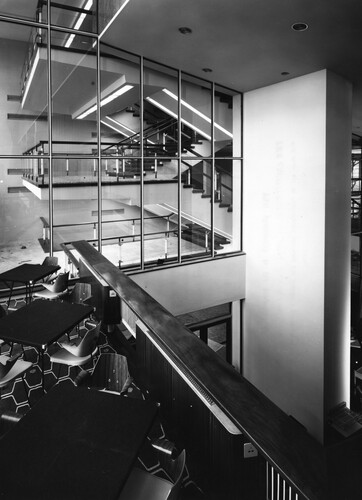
left=34, top=271, right=69, bottom=300
left=74, top=352, right=133, bottom=394
left=0, top=409, right=22, bottom=437
left=50, top=321, right=101, bottom=373
left=0, top=305, right=25, bottom=357
left=119, top=442, right=186, bottom=500
left=0, top=354, right=33, bottom=404
left=41, top=256, right=59, bottom=283
left=64, top=282, right=92, bottom=306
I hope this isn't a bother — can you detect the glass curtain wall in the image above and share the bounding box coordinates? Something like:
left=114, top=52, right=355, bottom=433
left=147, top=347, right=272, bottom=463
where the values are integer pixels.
left=51, top=30, right=99, bottom=260
left=0, top=4, right=242, bottom=276
left=99, top=45, right=142, bottom=267
left=0, top=18, right=50, bottom=273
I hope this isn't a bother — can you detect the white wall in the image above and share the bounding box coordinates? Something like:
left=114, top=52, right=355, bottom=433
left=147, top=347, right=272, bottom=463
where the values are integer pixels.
left=131, top=253, right=245, bottom=316
left=243, top=70, right=351, bottom=442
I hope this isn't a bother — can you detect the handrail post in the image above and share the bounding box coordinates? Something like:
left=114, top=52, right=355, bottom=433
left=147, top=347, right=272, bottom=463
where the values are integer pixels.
left=118, top=238, right=122, bottom=268
left=205, top=230, right=209, bottom=252
left=215, top=171, right=221, bottom=202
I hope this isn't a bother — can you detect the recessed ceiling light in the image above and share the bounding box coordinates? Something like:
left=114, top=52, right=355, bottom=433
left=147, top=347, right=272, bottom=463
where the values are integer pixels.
left=291, top=22, right=308, bottom=31
left=179, top=27, right=192, bottom=35
left=202, top=68, right=212, bottom=73
left=281, top=71, right=290, bottom=76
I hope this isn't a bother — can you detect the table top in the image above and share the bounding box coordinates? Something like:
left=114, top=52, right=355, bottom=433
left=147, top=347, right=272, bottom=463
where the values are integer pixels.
left=0, top=263, right=60, bottom=284
left=0, top=300, right=94, bottom=349
left=0, top=383, right=158, bottom=500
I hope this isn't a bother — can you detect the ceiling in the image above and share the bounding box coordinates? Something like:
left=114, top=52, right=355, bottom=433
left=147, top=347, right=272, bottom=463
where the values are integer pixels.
left=1, top=0, right=361, bottom=134
left=102, top=0, right=362, bottom=135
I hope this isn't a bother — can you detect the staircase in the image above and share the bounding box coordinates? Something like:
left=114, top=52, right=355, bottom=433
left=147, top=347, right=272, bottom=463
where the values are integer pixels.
left=182, top=223, right=230, bottom=251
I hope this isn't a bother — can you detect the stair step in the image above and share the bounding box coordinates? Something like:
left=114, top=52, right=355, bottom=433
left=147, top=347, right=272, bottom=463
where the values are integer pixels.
left=192, top=189, right=204, bottom=194
left=201, top=194, right=211, bottom=198
left=183, top=184, right=193, bottom=189
left=227, top=206, right=233, bottom=213
left=219, top=203, right=231, bottom=208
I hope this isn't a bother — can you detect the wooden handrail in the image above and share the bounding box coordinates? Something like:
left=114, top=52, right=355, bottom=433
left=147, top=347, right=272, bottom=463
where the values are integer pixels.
left=67, top=240, right=362, bottom=500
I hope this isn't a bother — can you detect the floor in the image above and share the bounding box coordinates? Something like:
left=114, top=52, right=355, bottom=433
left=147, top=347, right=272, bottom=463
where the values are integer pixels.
left=0, top=296, right=205, bottom=499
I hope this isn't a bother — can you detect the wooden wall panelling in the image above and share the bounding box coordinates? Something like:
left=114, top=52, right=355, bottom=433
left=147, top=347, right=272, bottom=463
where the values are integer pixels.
left=136, top=321, right=262, bottom=500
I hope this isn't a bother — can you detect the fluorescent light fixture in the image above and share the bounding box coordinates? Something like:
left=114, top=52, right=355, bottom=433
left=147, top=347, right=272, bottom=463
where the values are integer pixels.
left=76, top=84, right=134, bottom=119
left=106, top=117, right=154, bottom=144
left=100, top=84, right=133, bottom=106
left=77, top=104, right=97, bottom=120
left=107, top=116, right=135, bottom=134
left=101, top=120, right=129, bottom=136
left=99, top=0, right=131, bottom=39
left=162, top=88, right=233, bottom=138
left=146, top=97, right=211, bottom=141
left=65, top=0, right=93, bottom=48
left=22, top=48, right=40, bottom=107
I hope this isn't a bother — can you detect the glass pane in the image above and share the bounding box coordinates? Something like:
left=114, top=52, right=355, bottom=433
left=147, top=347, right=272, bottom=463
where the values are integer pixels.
left=101, top=158, right=141, bottom=269
left=181, top=75, right=211, bottom=159
left=53, top=158, right=99, bottom=256
left=181, top=159, right=212, bottom=260
left=143, top=181, right=179, bottom=267
left=100, top=45, right=140, bottom=155
left=219, top=159, right=242, bottom=253
left=50, top=0, right=96, bottom=34
left=143, top=60, right=179, bottom=159
left=98, top=0, right=129, bottom=34
left=214, top=85, right=242, bottom=158
left=51, top=31, right=97, bottom=149
left=141, top=60, right=180, bottom=266
left=0, top=158, right=50, bottom=273
left=0, top=1, right=46, bottom=23
left=0, top=20, right=49, bottom=155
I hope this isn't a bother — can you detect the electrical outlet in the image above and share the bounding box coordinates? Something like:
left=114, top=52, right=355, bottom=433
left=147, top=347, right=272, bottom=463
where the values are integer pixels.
left=243, top=442, right=258, bottom=458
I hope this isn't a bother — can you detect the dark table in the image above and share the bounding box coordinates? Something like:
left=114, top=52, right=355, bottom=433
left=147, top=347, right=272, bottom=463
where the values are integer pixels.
left=0, top=383, right=158, bottom=500
left=0, top=300, right=93, bottom=391
left=0, top=263, right=60, bottom=306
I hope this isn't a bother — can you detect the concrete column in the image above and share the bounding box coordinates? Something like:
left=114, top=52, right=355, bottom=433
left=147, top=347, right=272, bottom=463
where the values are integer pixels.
left=243, top=70, right=352, bottom=443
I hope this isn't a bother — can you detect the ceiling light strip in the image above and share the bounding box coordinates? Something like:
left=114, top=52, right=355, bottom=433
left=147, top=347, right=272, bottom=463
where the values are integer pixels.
left=99, top=0, right=131, bottom=39
left=76, top=84, right=134, bottom=119
left=64, top=0, right=93, bottom=48
left=107, top=116, right=135, bottom=134
left=146, top=97, right=211, bottom=141
left=101, top=119, right=129, bottom=136
left=22, top=48, right=40, bottom=107
left=162, top=89, right=233, bottom=138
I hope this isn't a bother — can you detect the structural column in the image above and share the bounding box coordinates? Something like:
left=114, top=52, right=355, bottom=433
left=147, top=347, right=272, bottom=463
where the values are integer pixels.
left=243, top=70, right=352, bottom=443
